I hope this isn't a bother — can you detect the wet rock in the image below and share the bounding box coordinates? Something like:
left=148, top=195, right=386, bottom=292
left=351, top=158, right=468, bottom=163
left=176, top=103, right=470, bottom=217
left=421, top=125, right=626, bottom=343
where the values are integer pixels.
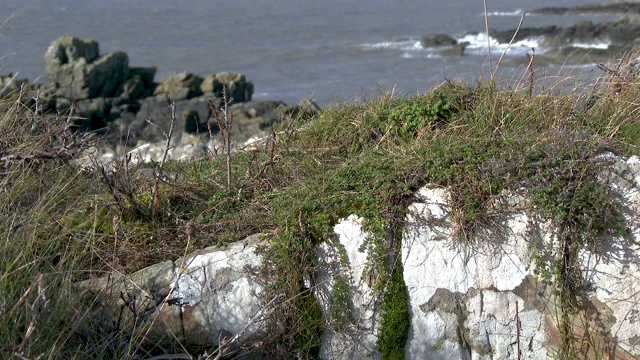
left=420, top=34, right=457, bottom=48
left=600, top=15, right=640, bottom=44
left=439, top=43, right=468, bottom=57
left=488, top=25, right=561, bottom=45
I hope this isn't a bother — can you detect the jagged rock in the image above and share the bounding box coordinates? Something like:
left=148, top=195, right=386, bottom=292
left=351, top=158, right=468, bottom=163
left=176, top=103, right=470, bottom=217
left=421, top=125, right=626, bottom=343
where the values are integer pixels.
left=401, top=187, right=549, bottom=359
left=488, top=25, right=562, bottom=45
left=153, top=72, right=203, bottom=100
left=45, top=36, right=130, bottom=100
left=73, top=97, right=113, bottom=131
left=201, top=72, right=254, bottom=103
left=488, top=16, right=640, bottom=53
left=229, top=100, right=286, bottom=142
left=44, top=36, right=99, bottom=74
left=115, top=66, right=157, bottom=101
left=420, top=34, right=458, bottom=48
left=130, top=96, right=214, bottom=143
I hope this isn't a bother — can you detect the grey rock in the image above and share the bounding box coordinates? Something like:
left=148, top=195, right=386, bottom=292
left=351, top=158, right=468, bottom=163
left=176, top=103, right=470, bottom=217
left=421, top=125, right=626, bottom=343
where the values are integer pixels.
left=44, top=36, right=99, bottom=74
left=73, top=97, right=113, bottom=131
left=45, top=36, right=130, bottom=100
left=420, top=34, right=457, bottom=47
left=116, top=66, right=157, bottom=101
left=488, top=26, right=562, bottom=45
left=153, top=72, right=203, bottom=100
left=201, top=72, right=254, bottom=103
left=131, top=96, right=213, bottom=143
left=76, top=234, right=268, bottom=347
left=599, top=15, right=640, bottom=43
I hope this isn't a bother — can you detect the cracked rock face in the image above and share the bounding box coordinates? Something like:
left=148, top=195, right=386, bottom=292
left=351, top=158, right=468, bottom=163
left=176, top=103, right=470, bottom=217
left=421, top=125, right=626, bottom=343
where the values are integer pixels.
left=77, top=154, right=640, bottom=358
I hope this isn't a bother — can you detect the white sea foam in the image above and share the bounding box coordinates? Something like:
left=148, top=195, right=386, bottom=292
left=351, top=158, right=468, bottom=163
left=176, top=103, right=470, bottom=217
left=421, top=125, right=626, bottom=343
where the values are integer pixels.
left=360, top=38, right=422, bottom=51
left=485, top=10, right=524, bottom=16
left=458, top=33, right=544, bottom=56
left=362, top=32, right=546, bottom=59
left=572, top=40, right=610, bottom=49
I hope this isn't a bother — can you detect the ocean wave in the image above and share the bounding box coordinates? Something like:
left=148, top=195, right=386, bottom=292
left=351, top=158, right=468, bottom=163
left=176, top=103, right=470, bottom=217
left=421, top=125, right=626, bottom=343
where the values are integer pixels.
left=360, top=38, right=422, bottom=51
left=458, top=33, right=543, bottom=56
left=485, top=10, right=524, bottom=17
left=361, top=33, right=614, bottom=60
left=571, top=40, right=610, bottom=49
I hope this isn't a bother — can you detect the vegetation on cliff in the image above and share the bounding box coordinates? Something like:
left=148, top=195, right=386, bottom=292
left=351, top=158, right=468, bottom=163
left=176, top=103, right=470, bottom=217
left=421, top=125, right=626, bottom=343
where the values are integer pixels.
left=2, top=47, right=640, bottom=359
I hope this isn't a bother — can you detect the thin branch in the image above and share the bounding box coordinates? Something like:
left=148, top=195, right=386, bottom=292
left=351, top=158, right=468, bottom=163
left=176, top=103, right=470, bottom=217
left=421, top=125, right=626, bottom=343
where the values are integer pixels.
left=483, top=0, right=493, bottom=80
left=491, top=11, right=526, bottom=82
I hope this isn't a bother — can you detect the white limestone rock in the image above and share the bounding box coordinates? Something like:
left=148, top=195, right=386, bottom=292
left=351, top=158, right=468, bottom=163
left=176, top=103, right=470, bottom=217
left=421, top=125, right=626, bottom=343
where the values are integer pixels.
left=316, top=214, right=381, bottom=360
left=77, top=233, right=268, bottom=346
left=402, top=186, right=549, bottom=360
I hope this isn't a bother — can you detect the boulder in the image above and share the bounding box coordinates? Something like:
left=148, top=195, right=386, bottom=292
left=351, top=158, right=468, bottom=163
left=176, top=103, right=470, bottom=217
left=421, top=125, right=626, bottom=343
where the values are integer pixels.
left=229, top=100, right=287, bottom=142
left=77, top=233, right=267, bottom=347
left=129, top=96, right=213, bottom=143
left=153, top=72, right=203, bottom=100
left=420, top=34, right=457, bottom=48
left=488, top=25, right=561, bottom=45
left=115, top=66, right=157, bottom=101
left=201, top=72, right=254, bottom=103
left=45, top=36, right=130, bottom=100
left=44, top=36, right=99, bottom=74
left=73, top=97, right=113, bottom=131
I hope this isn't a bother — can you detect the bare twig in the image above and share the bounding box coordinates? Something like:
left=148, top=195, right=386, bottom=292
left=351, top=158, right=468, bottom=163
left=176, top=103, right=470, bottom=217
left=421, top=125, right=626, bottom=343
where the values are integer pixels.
left=483, top=0, right=493, bottom=79
left=526, top=48, right=536, bottom=99
left=145, top=101, right=176, bottom=218
left=491, top=11, right=526, bottom=82
left=207, top=87, right=234, bottom=191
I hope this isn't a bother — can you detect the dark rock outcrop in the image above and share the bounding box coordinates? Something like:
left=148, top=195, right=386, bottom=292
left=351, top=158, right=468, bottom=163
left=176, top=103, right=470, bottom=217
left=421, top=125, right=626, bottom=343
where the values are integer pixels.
left=201, top=72, right=253, bottom=103
left=531, top=2, right=640, bottom=15
left=5, top=36, right=319, bottom=153
left=420, top=34, right=457, bottom=48
left=153, top=72, right=203, bottom=101
left=45, top=36, right=131, bottom=100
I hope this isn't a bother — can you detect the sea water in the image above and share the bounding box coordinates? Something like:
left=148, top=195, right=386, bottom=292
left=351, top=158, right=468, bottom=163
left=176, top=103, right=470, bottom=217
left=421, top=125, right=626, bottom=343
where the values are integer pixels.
left=0, top=0, right=620, bottom=106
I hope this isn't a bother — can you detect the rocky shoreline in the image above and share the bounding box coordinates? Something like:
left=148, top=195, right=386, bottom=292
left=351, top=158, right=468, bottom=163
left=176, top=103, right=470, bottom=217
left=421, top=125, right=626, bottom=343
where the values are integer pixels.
left=420, top=2, right=640, bottom=63
left=0, top=36, right=321, bottom=161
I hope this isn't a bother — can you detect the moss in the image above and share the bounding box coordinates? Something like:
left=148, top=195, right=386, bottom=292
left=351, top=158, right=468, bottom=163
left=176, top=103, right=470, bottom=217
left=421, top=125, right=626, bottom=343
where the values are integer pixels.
left=378, top=259, right=410, bottom=360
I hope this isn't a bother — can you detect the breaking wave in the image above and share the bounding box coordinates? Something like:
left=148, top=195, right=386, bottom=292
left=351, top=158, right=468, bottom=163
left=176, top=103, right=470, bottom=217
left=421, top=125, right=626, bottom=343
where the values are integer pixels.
left=361, top=33, right=612, bottom=59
